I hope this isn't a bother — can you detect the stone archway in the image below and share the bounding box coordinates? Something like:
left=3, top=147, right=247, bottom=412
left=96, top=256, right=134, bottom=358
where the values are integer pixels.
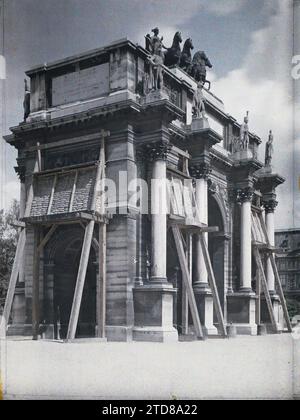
left=44, top=226, right=97, bottom=339
left=208, top=194, right=227, bottom=314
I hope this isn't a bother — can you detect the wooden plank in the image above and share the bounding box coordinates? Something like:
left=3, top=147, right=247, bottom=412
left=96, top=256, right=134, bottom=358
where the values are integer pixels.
left=32, top=227, right=41, bottom=340
left=256, top=258, right=262, bottom=326
left=269, top=253, right=293, bottom=333
left=182, top=232, right=192, bottom=335
left=47, top=174, right=58, bottom=215
left=97, top=223, right=107, bottom=338
left=9, top=220, right=26, bottom=229
left=66, top=220, right=95, bottom=340
left=37, top=225, right=58, bottom=253
left=253, top=247, right=279, bottom=333
left=26, top=131, right=111, bottom=153
left=199, top=234, right=227, bottom=337
left=90, top=132, right=107, bottom=212
left=2, top=229, right=26, bottom=327
left=69, top=170, right=78, bottom=212
left=24, top=158, right=39, bottom=218
left=37, top=142, right=42, bottom=172
left=172, top=225, right=204, bottom=340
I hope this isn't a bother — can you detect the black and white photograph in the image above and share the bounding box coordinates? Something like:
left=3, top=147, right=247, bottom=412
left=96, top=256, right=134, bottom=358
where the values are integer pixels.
left=0, top=0, right=299, bottom=401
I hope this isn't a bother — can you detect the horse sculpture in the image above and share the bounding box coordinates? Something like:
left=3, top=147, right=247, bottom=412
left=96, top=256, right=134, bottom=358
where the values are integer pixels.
left=179, top=38, right=194, bottom=73
left=164, top=31, right=182, bottom=67
left=189, top=50, right=213, bottom=90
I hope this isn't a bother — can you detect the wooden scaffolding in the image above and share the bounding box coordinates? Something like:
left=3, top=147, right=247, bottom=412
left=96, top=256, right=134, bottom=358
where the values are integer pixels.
left=167, top=154, right=227, bottom=340
left=1, top=130, right=110, bottom=341
left=251, top=209, right=292, bottom=333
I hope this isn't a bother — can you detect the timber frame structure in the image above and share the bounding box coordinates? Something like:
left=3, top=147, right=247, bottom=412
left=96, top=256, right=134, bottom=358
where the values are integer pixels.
left=2, top=38, right=291, bottom=342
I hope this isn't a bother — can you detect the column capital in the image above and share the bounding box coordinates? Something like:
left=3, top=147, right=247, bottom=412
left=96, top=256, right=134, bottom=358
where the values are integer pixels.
left=235, top=187, right=254, bottom=204
left=189, top=162, right=212, bottom=180
left=262, top=199, right=278, bottom=213
left=144, top=141, right=171, bottom=162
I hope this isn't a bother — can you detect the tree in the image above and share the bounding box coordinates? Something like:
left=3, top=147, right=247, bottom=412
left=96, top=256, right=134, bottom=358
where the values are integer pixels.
left=0, top=200, right=20, bottom=314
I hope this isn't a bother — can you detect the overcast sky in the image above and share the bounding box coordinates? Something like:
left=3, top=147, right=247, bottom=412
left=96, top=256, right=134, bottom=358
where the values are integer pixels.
left=0, top=0, right=298, bottom=229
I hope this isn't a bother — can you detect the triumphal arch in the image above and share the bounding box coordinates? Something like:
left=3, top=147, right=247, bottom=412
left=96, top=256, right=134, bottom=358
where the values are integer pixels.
left=2, top=31, right=291, bottom=342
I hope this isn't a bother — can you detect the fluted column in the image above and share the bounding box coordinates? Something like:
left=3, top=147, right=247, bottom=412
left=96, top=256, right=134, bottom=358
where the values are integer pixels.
left=190, top=163, right=211, bottom=290
left=263, top=199, right=278, bottom=294
left=237, top=188, right=254, bottom=292
left=148, top=141, right=170, bottom=284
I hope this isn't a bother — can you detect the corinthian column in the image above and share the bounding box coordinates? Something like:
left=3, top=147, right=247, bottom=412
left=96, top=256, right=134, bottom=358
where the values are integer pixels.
left=237, top=188, right=254, bottom=292
left=190, top=163, right=211, bottom=290
left=263, top=198, right=278, bottom=294
left=149, top=142, right=170, bottom=284
left=189, top=162, right=217, bottom=335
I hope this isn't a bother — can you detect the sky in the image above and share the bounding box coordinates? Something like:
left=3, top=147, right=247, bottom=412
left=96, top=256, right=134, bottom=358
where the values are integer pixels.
left=0, top=0, right=298, bottom=229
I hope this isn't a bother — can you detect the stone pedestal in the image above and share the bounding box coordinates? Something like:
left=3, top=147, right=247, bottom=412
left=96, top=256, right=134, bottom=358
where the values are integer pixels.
left=143, top=90, right=169, bottom=104
left=132, top=285, right=178, bottom=342
left=227, top=293, right=257, bottom=335
left=261, top=294, right=282, bottom=333
left=191, top=117, right=210, bottom=131
left=232, top=149, right=253, bottom=161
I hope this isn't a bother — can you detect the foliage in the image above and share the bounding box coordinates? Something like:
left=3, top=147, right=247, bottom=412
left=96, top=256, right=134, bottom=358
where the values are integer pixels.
left=0, top=200, right=20, bottom=314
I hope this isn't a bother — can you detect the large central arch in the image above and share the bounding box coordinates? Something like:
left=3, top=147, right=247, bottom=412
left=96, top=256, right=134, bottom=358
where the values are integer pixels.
left=44, top=225, right=97, bottom=339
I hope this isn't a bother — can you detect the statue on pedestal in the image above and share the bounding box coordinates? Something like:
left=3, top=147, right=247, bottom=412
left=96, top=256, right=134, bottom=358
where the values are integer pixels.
left=145, top=28, right=166, bottom=91
left=23, top=79, right=31, bottom=122
left=189, top=50, right=212, bottom=90
left=239, top=111, right=250, bottom=150
left=265, top=130, right=274, bottom=167
left=192, top=82, right=206, bottom=119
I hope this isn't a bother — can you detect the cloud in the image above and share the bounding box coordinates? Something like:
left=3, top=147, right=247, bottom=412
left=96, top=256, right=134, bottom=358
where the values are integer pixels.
left=203, top=0, right=246, bottom=16
left=212, top=0, right=295, bottom=228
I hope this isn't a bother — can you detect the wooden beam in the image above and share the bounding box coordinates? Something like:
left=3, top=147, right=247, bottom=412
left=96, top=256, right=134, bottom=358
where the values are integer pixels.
left=37, top=142, right=42, bottom=172
left=24, top=158, right=39, bottom=218
left=37, top=225, right=58, bottom=253
left=269, top=253, right=293, bottom=333
left=32, top=227, right=41, bottom=340
left=2, top=229, right=26, bottom=328
left=47, top=174, right=58, bottom=215
left=181, top=232, right=192, bottom=335
left=199, top=234, right=227, bottom=338
left=172, top=225, right=204, bottom=340
left=253, top=247, right=279, bottom=334
left=69, top=170, right=78, bottom=212
left=66, top=220, right=95, bottom=340
left=97, top=223, right=107, bottom=338
left=9, top=220, right=26, bottom=229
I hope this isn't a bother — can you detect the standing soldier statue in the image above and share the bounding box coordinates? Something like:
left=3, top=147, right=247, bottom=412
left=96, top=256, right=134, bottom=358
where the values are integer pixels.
left=240, top=111, right=250, bottom=150
left=265, top=130, right=274, bottom=167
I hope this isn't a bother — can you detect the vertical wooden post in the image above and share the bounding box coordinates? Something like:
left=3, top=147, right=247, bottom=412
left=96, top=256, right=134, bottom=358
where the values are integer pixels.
left=2, top=229, right=26, bottom=328
left=172, top=225, right=204, bottom=340
left=181, top=232, right=192, bottom=335
left=32, top=227, right=41, bottom=340
left=256, top=266, right=261, bottom=326
left=199, top=233, right=227, bottom=337
left=97, top=223, right=107, bottom=338
left=253, top=247, right=279, bottom=333
left=66, top=220, right=95, bottom=341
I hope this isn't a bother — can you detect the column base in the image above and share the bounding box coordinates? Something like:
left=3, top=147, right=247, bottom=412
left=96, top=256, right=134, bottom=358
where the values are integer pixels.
left=234, top=323, right=258, bottom=336
left=105, top=326, right=133, bottom=342
left=227, top=293, right=257, bottom=335
left=132, top=326, right=178, bottom=342
left=133, top=284, right=178, bottom=343
left=261, top=295, right=282, bottom=333
left=194, top=289, right=218, bottom=336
